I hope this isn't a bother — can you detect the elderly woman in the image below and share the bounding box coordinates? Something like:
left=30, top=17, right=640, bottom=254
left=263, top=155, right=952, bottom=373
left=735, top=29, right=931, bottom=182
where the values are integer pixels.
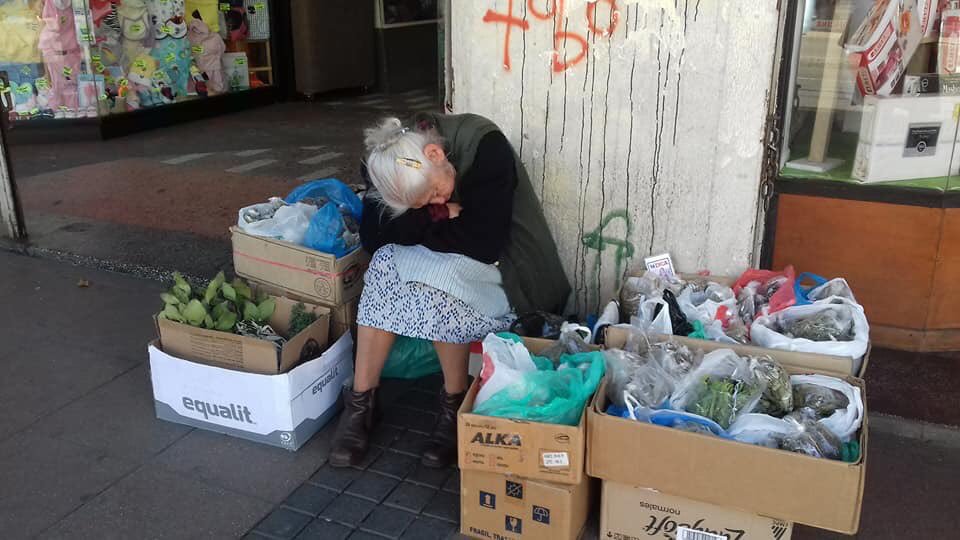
left=330, top=113, right=570, bottom=469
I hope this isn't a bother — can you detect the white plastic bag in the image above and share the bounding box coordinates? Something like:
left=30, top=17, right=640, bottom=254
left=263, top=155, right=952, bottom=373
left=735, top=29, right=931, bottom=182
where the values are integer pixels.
left=677, top=282, right=737, bottom=323
left=791, top=374, right=863, bottom=442
left=631, top=297, right=672, bottom=335
left=475, top=334, right=538, bottom=408
left=238, top=200, right=317, bottom=246
left=728, top=413, right=795, bottom=447
left=806, top=278, right=858, bottom=305
left=750, top=299, right=870, bottom=361
left=670, top=349, right=764, bottom=429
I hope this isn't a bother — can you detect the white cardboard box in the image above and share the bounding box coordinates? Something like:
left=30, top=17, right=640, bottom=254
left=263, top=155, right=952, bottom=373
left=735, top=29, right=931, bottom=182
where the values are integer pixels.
left=148, top=333, right=354, bottom=451
left=853, top=94, right=960, bottom=183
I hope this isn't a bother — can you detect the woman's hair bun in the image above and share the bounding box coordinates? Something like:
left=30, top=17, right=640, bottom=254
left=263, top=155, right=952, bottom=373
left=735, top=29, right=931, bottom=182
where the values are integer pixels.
left=364, top=117, right=406, bottom=153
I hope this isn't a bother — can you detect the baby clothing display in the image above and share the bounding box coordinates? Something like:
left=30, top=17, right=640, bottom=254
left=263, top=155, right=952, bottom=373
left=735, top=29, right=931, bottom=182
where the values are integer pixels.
left=187, top=18, right=224, bottom=95
left=39, top=0, right=83, bottom=117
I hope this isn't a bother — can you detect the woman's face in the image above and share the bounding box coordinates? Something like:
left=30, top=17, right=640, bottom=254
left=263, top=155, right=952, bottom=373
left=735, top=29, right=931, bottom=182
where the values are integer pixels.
left=412, top=143, right=456, bottom=208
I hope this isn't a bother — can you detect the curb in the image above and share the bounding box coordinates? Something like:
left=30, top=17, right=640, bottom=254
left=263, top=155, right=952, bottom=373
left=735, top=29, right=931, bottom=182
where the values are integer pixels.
left=870, top=413, right=960, bottom=448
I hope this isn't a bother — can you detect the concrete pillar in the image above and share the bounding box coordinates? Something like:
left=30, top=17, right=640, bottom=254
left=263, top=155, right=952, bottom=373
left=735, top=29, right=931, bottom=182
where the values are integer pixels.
left=0, top=127, right=24, bottom=240
left=450, top=0, right=780, bottom=314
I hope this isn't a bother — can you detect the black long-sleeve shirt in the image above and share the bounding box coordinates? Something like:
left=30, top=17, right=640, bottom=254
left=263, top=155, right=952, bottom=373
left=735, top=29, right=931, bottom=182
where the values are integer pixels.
left=359, top=131, right=518, bottom=264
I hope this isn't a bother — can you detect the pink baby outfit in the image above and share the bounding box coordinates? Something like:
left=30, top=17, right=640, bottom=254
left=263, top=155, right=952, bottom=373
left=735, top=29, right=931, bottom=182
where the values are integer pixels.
left=187, top=19, right=225, bottom=95
left=38, top=0, right=82, bottom=115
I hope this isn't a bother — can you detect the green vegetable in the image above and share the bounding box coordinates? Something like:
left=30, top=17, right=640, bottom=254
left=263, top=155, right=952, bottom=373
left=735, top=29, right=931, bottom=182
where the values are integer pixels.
left=182, top=299, right=207, bottom=326
left=687, top=376, right=757, bottom=429
left=257, top=298, right=276, bottom=321
left=160, top=292, right=181, bottom=306
left=750, top=356, right=793, bottom=417
left=203, top=271, right=225, bottom=306
left=221, top=283, right=237, bottom=302
left=231, top=278, right=253, bottom=301
left=289, top=302, right=318, bottom=336
left=157, top=272, right=270, bottom=337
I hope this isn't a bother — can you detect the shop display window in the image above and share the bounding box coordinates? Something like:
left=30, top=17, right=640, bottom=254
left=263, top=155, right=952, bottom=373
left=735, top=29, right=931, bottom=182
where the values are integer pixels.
left=0, top=0, right=273, bottom=123
left=781, top=0, right=960, bottom=191
left=377, top=0, right=438, bottom=27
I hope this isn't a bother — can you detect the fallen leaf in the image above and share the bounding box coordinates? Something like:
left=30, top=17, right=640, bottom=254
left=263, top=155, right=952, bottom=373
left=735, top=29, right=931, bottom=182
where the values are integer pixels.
left=77, top=279, right=91, bottom=288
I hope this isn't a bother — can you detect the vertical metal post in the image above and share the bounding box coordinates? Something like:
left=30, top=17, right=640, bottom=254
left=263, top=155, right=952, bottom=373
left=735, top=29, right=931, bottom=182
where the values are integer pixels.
left=0, top=126, right=25, bottom=240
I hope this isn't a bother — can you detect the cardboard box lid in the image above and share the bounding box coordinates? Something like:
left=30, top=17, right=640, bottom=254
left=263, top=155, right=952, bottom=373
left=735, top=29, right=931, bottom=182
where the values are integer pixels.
left=587, top=375, right=868, bottom=534
left=156, top=294, right=331, bottom=375
left=231, top=225, right=368, bottom=272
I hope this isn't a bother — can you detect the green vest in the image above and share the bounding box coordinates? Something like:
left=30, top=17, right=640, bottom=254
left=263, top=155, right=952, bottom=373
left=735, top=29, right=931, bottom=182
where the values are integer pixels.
left=417, top=112, right=571, bottom=315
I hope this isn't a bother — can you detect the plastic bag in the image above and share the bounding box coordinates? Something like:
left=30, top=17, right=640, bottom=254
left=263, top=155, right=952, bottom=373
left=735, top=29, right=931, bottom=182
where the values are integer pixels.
left=804, top=276, right=858, bottom=305
left=285, top=179, right=363, bottom=257
left=677, top=282, right=737, bottom=324
left=728, top=413, right=795, bottom=448
left=733, top=266, right=798, bottom=320
left=603, top=348, right=674, bottom=409
left=540, top=323, right=594, bottom=363
left=661, top=289, right=694, bottom=336
left=631, top=296, right=673, bottom=335
left=238, top=199, right=317, bottom=245
left=670, top=349, right=764, bottom=429
left=750, top=300, right=870, bottom=361
left=792, top=383, right=849, bottom=418
left=473, top=333, right=605, bottom=426
left=779, top=408, right=843, bottom=460
left=381, top=336, right=441, bottom=379
left=509, top=311, right=566, bottom=339
left=619, top=271, right=674, bottom=321
left=475, top=334, right=539, bottom=408
left=791, top=374, right=863, bottom=442
left=749, top=355, right=793, bottom=417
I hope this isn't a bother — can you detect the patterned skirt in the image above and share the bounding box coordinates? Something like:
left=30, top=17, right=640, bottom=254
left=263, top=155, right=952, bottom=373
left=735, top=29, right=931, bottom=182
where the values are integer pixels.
left=357, top=244, right=514, bottom=343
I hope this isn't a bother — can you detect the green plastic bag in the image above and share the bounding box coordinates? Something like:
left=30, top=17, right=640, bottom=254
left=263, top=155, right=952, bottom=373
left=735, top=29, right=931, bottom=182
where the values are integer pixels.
left=381, top=336, right=442, bottom=379
left=472, top=333, right=605, bottom=426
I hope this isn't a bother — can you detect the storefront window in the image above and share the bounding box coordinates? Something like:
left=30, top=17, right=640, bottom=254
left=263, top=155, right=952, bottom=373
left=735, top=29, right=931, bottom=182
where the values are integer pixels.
left=782, top=0, right=960, bottom=191
left=0, top=0, right=273, bottom=123
left=378, top=0, right=438, bottom=27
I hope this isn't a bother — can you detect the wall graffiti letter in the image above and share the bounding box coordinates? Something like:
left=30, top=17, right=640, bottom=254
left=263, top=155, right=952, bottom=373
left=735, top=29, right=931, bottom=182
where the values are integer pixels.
left=483, top=0, right=530, bottom=71
left=582, top=210, right=634, bottom=304
left=553, top=31, right=589, bottom=72
left=586, top=0, right=620, bottom=37
left=527, top=0, right=556, bottom=20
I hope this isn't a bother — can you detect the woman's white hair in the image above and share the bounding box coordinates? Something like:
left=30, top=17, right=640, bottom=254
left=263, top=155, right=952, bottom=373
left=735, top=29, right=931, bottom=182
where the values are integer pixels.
left=364, top=117, right=443, bottom=215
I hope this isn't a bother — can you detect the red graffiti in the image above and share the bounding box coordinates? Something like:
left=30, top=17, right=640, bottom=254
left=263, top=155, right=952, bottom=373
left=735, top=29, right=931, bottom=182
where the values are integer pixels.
left=484, top=0, right=619, bottom=73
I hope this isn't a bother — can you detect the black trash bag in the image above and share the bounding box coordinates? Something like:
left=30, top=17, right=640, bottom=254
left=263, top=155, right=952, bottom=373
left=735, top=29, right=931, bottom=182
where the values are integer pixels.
left=654, top=289, right=694, bottom=336
left=509, top=311, right=567, bottom=339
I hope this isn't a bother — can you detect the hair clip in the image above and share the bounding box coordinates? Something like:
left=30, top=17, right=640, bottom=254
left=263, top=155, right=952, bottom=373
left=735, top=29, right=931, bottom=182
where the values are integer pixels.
left=395, top=157, right=422, bottom=169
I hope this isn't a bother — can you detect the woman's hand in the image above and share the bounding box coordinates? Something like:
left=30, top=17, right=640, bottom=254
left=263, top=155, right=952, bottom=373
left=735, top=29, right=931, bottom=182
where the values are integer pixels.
left=446, top=202, right=463, bottom=219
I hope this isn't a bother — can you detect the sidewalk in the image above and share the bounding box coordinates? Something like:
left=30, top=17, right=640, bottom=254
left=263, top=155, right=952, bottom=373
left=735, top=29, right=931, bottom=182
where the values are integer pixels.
left=0, top=250, right=958, bottom=539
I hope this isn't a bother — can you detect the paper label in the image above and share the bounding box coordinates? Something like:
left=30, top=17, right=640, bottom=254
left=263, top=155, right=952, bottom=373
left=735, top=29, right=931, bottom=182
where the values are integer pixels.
left=161, top=24, right=173, bottom=35
left=903, top=123, right=941, bottom=157
left=131, top=22, right=144, bottom=32
left=35, top=78, right=50, bottom=91
left=98, top=93, right=109, bottom=102
left=541, top=452, right=569, bottom=468
left=165, top=52, right=176, bottom=63
left=192, top=45, right=204, bottom=54
left=134, top=59, right=147, bottom=70
left=234, top=57, right=247, bottom=65
left=118, top=78, right=129, bottom=87
left=91, top=54, right=102, bottom=62
left=676, top=527, right=725, bottom=540
left=29, top=107, right=39, bottom=115
left=62, top=66, right=73, bottom=78
left=220, top=2, right=230, bottom=11
left=95, top=62, right=106, bottom=73
left=644, top=253, right=676, bottom=280
left=255, top=2, right=265, bottom=10
left=15, top=83, right=31, bottom=95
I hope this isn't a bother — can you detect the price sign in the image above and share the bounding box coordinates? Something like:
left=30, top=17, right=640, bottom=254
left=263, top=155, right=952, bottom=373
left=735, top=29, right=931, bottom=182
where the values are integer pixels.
left=192, top=45, right=204, bottom=54
left=219, top=2, right=230, bottom=11
left=35, top=78, right=50, bottom=91
left=62, top=66, right=73, bottom=78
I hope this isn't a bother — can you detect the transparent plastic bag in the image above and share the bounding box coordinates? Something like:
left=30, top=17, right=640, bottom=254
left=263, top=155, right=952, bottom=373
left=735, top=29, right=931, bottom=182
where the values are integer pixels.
left=603, top=348, right=674, bottom=409
left=541, top=323, right=594, bottom=363
left=473, top=335, right=605, bottom=426
left=791, top=374, right=863, bottom=442
left=779, top=408, right=843, bottom=460
left=792, top=383, right=848, bottom=418
left=728, top=413, right=795, bottom=448
left=749, top=355, right=793, bottom=417
left=238, top=199, right=317, bottom=246
left=619, top=271, right=669, bottom=321
left=670, top=349, right=764, bottom=429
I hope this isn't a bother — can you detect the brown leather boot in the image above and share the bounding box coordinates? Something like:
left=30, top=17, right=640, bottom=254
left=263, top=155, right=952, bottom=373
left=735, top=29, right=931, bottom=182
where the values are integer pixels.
left=329, top=387, right=377, bottom=468
left=422, top=389, right=466, bottom=468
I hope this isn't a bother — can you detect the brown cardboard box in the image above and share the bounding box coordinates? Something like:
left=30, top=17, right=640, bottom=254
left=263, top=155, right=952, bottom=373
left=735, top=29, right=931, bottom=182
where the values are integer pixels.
left=156, top=296, right=331, bottom=375
left=231, top=226, right=369, bottom=307
left=601, top=481, right=793, bottom=540
left=587, top=335, right=868, bottom=534
left=461, top=470, right=592, bottom=540
left=458, top=337, right=593, bottom=485
left=245, top=279, right=358, bottom=340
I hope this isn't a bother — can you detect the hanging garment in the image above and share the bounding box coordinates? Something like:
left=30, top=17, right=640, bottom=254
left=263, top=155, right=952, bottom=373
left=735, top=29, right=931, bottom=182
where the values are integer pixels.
left=187, top=18, right=224, bottom=94
left=150, top=36, right=190, bottom=97
left=92, top=0, right=122, bottom=46
left=243, top=0, right=268, bottom=40
left=39, top=0, right=82, bottom=115
left=118, top=0, right=154, bottom=69
left=0, top=0, right=43, bottom=63
left=148, top=0, right=187, bottom=40
left=185, top=0, right=218, bottom=32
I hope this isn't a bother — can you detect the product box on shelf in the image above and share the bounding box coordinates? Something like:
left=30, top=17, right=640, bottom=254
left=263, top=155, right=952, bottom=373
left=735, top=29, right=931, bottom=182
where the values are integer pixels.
left=231, top=226, right=369, bottom=308
left=589, top=331, right=868, bottom=534
left=156, top=295, right=331, bottom=375
left=148, top=332, right=353, bottom=451
left=461, top=469, right=593, bottom=540
left=601, top=482, right=793, bottom=540
left=853, top=94, right=960, bottom=183
left=458, top=337, right=592, bottom=486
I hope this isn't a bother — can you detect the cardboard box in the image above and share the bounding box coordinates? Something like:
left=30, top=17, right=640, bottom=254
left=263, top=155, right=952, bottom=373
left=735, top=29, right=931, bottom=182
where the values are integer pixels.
left=156, top=296, right=331, bottom=375
left=601, top=481, right=793, bottom=540
left=853, top=94, right=960, bottom=183
left=458, top=337, right=592, bottom=485
left=148, top=333, right=354, bottom=450
left=247, top=279, right=359, bottom=340
left=231, top=226, right=369, bottom=307
left=461, top=470, right=592, bottom=540
left=587, top=349, right=868, bottom=534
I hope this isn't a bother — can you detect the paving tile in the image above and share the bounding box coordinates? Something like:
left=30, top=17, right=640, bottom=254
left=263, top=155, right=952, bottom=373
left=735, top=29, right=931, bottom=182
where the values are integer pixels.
left=383, top=406, right=437, bottom=434
left=390, top=430, right=431, bottom=457
left=422, top=490, right=460, bottom=523
left=296, top=519, right=354, bottom=540
left=384, top=482, right=437, bottom=513
left=350, top=445, right=386, bottom=471
left=397, top=390, right=438, bottom=413
left=0, top=431, right=139, bottom=538
left=359, top=505, right=417, bottom=539
left=370, top=451, right=418, bottom=480
left=255, top=507, right=314, bottom=539
left=244, top=532, right=273, bottom=539
left=153, top=423, right=335, bottom=503
left=349, top=531, right=390, bottom=540
left=309, top=463, right=362, bottom=492
left=370, top=425, right=405, bottom=449
left=41, top=465, right=271, bottom=540
left=319, top=494, right=378, bottom=527
left=29, top=364, right=191, bottom=462
left=407, top=464, right=453, bottom=490
left=415, top=374, right=444, bottom=392
left=283, top=484, right=339, bottom=516
left=400, top=516, right=458, bottom=540
left=441, top=472, right=460, bottom=494
left=345, top=470, right=401, bottom=503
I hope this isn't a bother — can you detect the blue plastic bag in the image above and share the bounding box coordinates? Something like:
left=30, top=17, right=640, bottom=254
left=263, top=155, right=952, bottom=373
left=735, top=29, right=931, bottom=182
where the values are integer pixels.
left=381, top=336, right=442, bottom=379
left=793, top=272, right=829, bottom=306
left=285, top=179, right=363, bottom=257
